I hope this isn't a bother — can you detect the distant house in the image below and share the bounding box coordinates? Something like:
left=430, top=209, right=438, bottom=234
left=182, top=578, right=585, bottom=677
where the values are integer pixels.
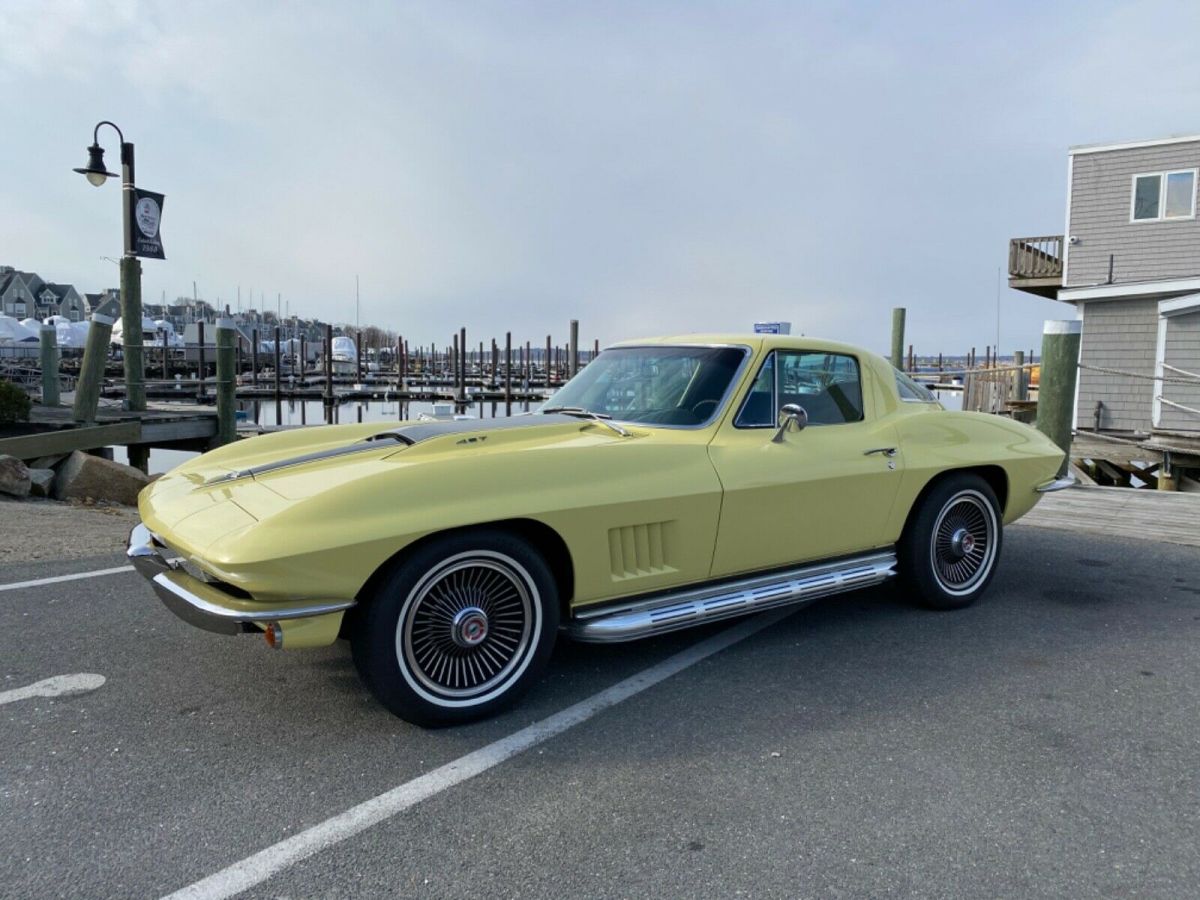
left=1010, top=134, right=1200, bottom=435
left=0, top=267, right=91, bottom=321
left=39, top=283, right=89, bottom=321
left=0, top=267, right=38, bottom=318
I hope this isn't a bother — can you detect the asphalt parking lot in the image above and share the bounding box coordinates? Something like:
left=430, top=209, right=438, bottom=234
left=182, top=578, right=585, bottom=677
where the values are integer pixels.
left=2, top=525, right=1198, bottom=899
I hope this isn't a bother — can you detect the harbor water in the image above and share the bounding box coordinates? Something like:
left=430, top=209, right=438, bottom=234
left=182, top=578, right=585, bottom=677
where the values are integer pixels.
left=115, top=389, right=963, bottom=475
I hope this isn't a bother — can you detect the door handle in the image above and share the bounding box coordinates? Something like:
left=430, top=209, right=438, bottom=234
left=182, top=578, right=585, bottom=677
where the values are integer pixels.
left=863, top=447, right=897, bottom=457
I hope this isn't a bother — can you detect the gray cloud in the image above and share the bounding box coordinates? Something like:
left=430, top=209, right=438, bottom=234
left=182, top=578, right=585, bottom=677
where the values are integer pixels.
left=2, top=0, right=1197, bottom=355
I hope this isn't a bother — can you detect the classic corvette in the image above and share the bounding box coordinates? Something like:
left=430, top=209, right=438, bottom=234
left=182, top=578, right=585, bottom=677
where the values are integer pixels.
left=129, top=334, right=1071, bottom=725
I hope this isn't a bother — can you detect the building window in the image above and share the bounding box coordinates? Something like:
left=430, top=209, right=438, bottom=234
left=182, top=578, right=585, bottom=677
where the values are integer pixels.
left=1131, top=170, right=1197, bottom=221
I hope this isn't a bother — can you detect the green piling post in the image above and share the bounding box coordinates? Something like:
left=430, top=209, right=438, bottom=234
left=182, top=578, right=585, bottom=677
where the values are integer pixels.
left=73, top=298, right=120, bottom=423
left=215, top=316, right=237, bottom=446
left=119, top=256, right=146, bottom=411
left=1035, top=320, right=1081, bottom=477
left=890, top=308, right=906, bottom=371
left=39, top=324, right=60, bottom=406
left=569, top=319, right=579, bottom=379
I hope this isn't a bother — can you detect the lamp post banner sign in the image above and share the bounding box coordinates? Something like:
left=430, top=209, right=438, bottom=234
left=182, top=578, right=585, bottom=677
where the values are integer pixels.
left=129, top=188, right=166, bottom=259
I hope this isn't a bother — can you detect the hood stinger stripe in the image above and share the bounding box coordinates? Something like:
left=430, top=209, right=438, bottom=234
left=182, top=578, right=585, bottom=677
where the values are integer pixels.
left=204, top=414, right=585, bottom=485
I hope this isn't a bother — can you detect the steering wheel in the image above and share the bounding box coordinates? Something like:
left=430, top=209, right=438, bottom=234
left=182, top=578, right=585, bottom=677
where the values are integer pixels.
left=690, top=399, right=719, bottom=418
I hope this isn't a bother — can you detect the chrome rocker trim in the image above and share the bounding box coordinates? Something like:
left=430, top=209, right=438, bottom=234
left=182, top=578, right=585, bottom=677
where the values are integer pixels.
left=127, top=523, right=356, bottom=636
left=567, top=551, right=897, bottom=643
left=1035, top=475, right=1077, bottom=493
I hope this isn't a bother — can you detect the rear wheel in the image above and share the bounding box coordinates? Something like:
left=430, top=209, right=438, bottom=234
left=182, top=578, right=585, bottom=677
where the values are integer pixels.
left=899, top=473, right=1002, bottom=610
left=351, top=530, right=559, bottom=726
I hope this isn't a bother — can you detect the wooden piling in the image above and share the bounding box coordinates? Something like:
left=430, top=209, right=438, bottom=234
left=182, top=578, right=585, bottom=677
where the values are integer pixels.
left=215, top=316, right=237, bottom=446
left=273, top=325, right=282, bottom=423
left=461, top=326, right=468, bottom=401
left=299, top=336, right=306, bottom=387
left=505, top=331, right=512, bottom=416
left=119, top=256, right=146, bottom=411
left=251, top=329, right=258, bottom=385
left=356, top=330, right=363, bottom=384
left=545, top=335, right=551, bottom=387
left=1013, top=350, right=1027, bottom=401
left=569, top=319, right=579, bottom=378
left=39, top=325, right=59, bottom=407
left=890, top=308, right=906, bottom=370
left=197, top=321, right=207, bottom=401
left=1035, top=320, right=1082, bottom=477
left=324, top=324, right=334, bottom=425
left=907, top=344, right=914, bottom=372
left=73, top=298, right=119, bottom=423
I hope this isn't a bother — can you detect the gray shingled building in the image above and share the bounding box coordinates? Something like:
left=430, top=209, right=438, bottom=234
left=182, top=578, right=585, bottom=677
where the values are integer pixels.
left=1010, top=134, right=1200, bottom=436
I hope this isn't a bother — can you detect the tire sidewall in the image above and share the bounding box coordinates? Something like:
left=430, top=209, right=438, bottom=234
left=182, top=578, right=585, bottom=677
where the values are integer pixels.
left=352, top=530, right=560, bottom=725
left=900, top=474, right=1003, bottom=610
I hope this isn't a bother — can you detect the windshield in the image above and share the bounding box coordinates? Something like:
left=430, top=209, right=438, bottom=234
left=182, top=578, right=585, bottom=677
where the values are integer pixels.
left=542, top=345, right=746, bottom=427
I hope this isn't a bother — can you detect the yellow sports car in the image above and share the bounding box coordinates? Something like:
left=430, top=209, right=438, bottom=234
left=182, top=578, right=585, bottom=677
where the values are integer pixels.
left=128, top=334, right=1070, bottom=725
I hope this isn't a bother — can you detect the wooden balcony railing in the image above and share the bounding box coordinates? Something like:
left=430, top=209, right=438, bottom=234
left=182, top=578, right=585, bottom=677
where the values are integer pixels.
left=1008, top=235, right=1064, bottom=280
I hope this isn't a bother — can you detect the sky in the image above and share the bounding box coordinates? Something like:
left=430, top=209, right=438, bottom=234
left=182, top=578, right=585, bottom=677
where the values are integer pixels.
left=1, top=0, right=1198, bottom=357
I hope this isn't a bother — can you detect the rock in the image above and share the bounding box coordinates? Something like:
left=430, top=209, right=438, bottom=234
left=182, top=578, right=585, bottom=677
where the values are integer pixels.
left=29, top=454, right=66, bottom=471
left=27, top=468, right=56, bottom=498
left=0, top=455, right=31, bottom=498
left=52, top=451, right=150, bottom=506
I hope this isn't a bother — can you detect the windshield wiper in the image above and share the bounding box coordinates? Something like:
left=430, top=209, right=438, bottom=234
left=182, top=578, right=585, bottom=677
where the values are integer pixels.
left=541, top=406, right=630, bottom=437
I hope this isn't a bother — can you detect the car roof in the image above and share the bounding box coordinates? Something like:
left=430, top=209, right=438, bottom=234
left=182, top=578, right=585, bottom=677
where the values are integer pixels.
left=608, top=333, right=870, bottom=357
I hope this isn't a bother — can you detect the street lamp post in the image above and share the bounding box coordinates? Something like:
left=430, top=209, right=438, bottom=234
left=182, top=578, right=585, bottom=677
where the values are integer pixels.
left=74, top=120, right=146, bottom=412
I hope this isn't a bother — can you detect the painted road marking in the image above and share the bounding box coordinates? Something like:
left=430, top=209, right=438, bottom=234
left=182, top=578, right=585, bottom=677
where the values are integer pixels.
left=0, top=565, right=135, bottom=593
left=161, top=607, right=793, bottom=900
left=0, top=673, right=106, bottom=706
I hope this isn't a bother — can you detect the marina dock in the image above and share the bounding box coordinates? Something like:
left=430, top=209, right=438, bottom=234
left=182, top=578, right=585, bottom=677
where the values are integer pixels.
left=1018, top=483, right=1200, bottom=548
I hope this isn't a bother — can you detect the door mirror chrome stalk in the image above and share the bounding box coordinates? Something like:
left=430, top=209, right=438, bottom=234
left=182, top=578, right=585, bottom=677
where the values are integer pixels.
left=772, top=404, right=808, bottom=443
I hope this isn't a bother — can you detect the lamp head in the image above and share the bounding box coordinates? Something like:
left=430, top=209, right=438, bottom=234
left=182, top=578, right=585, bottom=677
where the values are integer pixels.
left=73, top=143, right=118, bottom=186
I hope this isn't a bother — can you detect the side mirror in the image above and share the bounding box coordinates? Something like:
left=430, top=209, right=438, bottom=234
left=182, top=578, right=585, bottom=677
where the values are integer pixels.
left=771, top=403, right=808, bottom=443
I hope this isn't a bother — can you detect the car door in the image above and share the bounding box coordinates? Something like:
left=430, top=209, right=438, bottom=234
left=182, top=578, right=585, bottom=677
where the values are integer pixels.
left=707, top=348, right=903, bottom=579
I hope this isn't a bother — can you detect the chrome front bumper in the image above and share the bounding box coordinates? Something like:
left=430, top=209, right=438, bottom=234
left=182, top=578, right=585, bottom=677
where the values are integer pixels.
left=127, top=523, right=356, bottom=635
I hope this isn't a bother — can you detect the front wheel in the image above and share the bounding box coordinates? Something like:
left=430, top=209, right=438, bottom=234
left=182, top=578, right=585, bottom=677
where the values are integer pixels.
left=351, top=530, right=559, bottom=726
left=898, top=474, right=1003, bottom=610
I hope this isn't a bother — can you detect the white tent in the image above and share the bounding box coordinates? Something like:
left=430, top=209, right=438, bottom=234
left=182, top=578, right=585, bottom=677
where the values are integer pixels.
left=56, top=319, right=90, bottom=349
left=153, top=319, right=185, bottom=349
left=111, top=316, right=157, bottom=346
left=331, top=335, right=357, bottom=361
left=0, top=315, right=37, bottom=343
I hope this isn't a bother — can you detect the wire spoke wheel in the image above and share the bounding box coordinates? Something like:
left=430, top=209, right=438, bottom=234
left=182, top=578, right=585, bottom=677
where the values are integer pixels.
left=397, top=551, right=538, bottom=704
left=929, top=489, right=998, bottom=596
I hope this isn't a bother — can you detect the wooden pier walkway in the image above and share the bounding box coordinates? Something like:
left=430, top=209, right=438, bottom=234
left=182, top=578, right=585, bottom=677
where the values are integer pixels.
left=1017, top=484, right=1200, bottom=549
left=0, top=403, right=218, bottom=461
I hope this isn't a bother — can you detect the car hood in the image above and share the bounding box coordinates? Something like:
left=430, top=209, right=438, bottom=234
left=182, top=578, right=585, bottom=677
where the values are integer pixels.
left=139, top=414, right=630, bottom=546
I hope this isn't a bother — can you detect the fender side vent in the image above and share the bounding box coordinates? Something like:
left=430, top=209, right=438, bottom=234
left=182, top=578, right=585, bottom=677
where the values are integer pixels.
left=608, top=521, right=676, bottom=581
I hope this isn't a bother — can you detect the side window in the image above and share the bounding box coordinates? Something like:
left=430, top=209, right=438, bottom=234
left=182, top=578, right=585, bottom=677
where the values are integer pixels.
left=735, top=350, right=864, bottom=426
left=894, top=368, right=937, bottom=402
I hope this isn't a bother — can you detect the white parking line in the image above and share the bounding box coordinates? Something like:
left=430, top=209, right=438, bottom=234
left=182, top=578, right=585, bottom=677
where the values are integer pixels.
left=161, top=607, right=793, bottom=900
left=0, top=565, right=135, bottom=593
left=0, top=673, right=106, bottom=706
